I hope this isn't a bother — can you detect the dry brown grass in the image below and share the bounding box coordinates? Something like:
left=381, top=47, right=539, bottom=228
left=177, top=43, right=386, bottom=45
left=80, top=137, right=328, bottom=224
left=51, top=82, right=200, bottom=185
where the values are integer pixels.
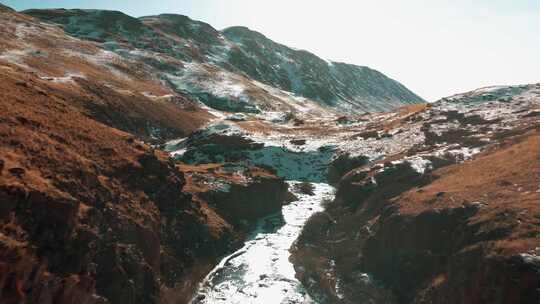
left=395, top=129, right=540, bottom=255
left=0, top=8, right=212, bottom=140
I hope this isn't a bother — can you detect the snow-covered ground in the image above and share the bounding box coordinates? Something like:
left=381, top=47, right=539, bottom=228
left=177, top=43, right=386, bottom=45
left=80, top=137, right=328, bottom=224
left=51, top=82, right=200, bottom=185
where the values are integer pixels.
left=162, top=61, right=339, bottom=120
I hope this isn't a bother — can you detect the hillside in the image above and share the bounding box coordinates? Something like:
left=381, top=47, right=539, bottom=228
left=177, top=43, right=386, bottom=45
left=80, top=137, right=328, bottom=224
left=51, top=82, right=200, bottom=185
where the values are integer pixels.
left=24, top=9, right=424, bottom=114
left=290, top=84, right=540, bottom=303
left=222, top=25, right=423, bottom=110
left=0, top=6, right=287, bottom=304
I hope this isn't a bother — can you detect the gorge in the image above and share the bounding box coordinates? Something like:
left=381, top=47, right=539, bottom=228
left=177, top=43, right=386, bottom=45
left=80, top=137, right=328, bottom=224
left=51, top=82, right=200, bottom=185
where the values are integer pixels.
left=0, top=3, right=539, bottom=304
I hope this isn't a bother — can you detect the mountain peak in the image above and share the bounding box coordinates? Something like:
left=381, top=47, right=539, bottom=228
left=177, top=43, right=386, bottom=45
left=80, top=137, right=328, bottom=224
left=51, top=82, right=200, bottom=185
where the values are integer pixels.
left=140, top=13, right=203, bottom=27
left=139, top=13, right=223, bottom=46
left=24, top=8, right=145, bottom=42
left=222, top=26, right=267, bottom=39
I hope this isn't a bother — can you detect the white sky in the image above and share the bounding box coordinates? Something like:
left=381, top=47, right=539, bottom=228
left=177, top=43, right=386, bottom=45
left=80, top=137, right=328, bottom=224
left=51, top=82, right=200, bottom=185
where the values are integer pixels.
left=7, top=0, right=540, bottom=101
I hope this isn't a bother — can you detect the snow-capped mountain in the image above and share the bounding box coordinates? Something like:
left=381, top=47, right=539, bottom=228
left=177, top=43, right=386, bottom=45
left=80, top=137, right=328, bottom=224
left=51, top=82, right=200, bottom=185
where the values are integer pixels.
left=25, top=9, right=424, bottom=114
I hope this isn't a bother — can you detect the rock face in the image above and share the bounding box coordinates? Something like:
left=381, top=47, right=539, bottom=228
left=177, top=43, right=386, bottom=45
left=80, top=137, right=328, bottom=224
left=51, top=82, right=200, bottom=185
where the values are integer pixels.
left=200, top=173, right=287, bottom=226
left=24, top=9, right=424, bottom=114
left=180, top=163, right=288, bottom=227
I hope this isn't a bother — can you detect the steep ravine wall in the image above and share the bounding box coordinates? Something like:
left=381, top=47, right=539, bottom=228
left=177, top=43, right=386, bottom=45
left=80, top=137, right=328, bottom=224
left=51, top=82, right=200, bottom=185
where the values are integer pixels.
left=291, top=131, right=540, bottom=304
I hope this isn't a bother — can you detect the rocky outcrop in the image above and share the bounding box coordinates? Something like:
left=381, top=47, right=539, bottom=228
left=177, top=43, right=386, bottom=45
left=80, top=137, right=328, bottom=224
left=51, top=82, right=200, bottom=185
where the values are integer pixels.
left=200, top=172, right=287, bottom=226
left=326, top=153, right=369, bottom=184
left=0, top=233, right=105, bottom=304
left=291, top=161, right=426, bottom=303
left=180, top=163, right=288, bottom=227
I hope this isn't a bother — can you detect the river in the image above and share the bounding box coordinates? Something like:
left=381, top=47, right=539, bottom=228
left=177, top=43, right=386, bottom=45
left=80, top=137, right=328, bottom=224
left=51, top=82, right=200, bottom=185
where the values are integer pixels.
left=190, top=181, right=335, bottom=304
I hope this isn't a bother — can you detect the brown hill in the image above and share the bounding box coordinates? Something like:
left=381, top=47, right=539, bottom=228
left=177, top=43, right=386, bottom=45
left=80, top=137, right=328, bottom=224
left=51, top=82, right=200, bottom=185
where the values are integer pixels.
left=0, top=6, right=212, bottom=142
left=0, top=7, right=286, bottom=304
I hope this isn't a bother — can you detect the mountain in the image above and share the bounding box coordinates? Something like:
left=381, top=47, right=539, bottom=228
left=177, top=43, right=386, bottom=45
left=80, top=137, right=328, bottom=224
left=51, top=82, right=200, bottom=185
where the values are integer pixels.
left=221, top=26, right=423, bottom=110
left=24, top=9, right=424, bottom=114
left=1, top=3, right=539, bottom=304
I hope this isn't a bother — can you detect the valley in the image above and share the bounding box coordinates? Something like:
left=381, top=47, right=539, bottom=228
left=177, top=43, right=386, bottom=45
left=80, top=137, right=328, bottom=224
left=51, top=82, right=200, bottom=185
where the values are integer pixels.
left=0, top=3, right=539, bottom=304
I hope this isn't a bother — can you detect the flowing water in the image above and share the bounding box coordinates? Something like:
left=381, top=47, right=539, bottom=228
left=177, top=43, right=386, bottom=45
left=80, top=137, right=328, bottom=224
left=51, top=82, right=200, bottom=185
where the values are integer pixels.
left=191, top=181, right=335, bottom=304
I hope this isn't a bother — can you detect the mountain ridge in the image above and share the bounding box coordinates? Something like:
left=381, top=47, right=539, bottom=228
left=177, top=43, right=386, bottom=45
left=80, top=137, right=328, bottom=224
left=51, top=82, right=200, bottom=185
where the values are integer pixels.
left=24, top=8, right=424, bottom=114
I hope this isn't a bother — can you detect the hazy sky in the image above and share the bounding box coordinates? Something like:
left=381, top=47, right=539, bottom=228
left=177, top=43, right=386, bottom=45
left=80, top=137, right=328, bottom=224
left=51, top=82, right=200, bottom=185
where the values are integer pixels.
left=5, top=0, right=540, bottom=101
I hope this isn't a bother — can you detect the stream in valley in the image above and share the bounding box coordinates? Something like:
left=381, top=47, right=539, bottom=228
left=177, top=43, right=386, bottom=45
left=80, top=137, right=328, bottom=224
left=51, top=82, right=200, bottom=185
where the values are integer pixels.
left=190, top=181, right=335, bottom=304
